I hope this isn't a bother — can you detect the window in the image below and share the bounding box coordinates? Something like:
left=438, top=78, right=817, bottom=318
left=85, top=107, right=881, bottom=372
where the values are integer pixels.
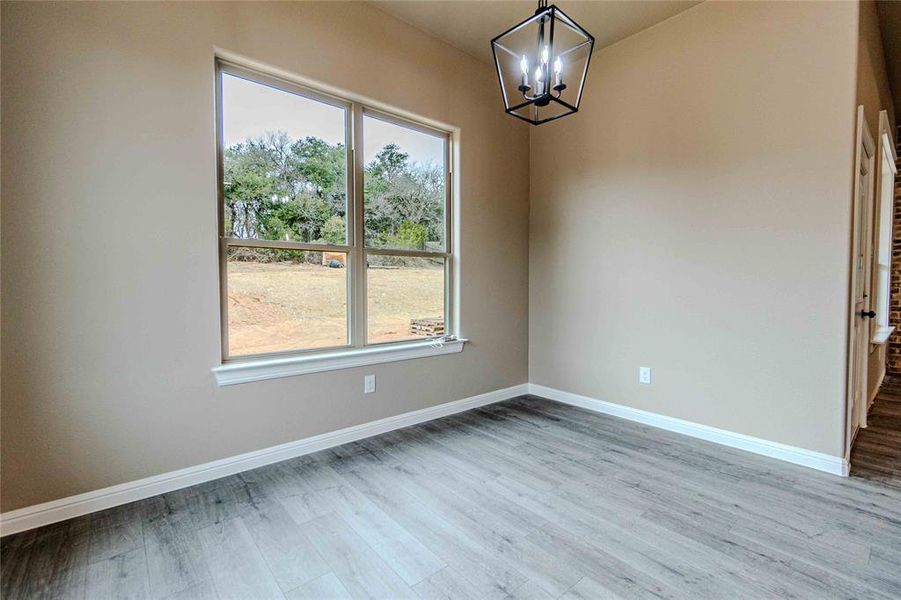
left=870, top=111, right=897, bottom=345
left=216, top=61, right=454, bottom=364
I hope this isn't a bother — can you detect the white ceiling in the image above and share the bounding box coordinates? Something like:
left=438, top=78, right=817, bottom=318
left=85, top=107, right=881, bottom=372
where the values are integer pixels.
left=371, top=0, right=703, bottom=64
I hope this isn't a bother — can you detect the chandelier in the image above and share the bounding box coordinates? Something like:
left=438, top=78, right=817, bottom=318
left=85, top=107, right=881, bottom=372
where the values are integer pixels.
left=491, top=0, right=595, bottom=125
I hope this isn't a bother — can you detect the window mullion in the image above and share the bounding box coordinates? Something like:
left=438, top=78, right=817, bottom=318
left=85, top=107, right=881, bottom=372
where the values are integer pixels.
left=224, top=238, right=352, bottom=253
left=351, top=102, right=367, bottom=348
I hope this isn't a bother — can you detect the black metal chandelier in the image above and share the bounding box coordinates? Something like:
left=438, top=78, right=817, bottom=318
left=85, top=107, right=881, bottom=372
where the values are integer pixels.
left=491, top=0, right=595, bottom=125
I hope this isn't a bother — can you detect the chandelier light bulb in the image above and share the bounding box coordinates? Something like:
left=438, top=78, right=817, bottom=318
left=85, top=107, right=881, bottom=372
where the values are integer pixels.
left=541, top=45, right=549, bottom=64
left=554, top=56, right=564, bottom=87
left=520, top=55, right=529, bottom=75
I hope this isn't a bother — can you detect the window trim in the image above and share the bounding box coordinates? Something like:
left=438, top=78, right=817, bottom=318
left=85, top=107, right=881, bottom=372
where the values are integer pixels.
left=215, top=58, right=457, bottom=371
left=870, top=110, right=897, bottom=346
left=212, top=338, right=467, bottom=386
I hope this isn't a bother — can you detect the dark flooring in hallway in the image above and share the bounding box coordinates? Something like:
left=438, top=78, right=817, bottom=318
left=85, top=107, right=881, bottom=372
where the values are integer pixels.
left=851, top=375, right=901, bottom=488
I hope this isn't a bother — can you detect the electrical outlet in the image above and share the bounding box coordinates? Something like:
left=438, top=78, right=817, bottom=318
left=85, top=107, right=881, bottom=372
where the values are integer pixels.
left=639, top=367, right=651, bottom=385
left=364, top=374, right=376, bottom=394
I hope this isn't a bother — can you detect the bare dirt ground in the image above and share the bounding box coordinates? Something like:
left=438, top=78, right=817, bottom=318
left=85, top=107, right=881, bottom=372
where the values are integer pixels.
left=227, top=261, right=444, bottom=356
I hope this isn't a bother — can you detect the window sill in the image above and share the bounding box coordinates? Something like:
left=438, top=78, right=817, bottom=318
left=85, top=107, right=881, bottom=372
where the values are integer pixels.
left=872, top=326, right=895, bottom=346
left=212, top=338, right=467, bottom=386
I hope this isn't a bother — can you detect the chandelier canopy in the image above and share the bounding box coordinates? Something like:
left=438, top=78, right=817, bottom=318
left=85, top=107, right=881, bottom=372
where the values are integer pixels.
left=491, top=0, right=595, bottom=125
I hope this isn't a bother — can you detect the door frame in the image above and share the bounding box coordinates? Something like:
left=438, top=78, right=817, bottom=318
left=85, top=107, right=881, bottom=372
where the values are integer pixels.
left=865, top=111, right=899, bottom=413
left=846, top=105, right=876, bottom=458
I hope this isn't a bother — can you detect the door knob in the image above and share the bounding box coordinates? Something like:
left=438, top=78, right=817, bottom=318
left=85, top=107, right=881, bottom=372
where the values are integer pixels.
left=860, top=310, right=876, bottom=318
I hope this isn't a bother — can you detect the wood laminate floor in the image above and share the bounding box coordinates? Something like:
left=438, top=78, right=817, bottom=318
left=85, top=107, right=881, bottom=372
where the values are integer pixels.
left=851, top=376, right=901, bottom=487
left=3, top=395, right=901, bottom=599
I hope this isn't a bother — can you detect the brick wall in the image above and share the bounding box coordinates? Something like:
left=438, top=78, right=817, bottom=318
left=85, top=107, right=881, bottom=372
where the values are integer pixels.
left=886, top=128, right=901, bottom=373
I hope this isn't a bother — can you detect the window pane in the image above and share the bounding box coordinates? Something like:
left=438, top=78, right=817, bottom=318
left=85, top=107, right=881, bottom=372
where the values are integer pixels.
left=878, top=266, right=890, bottom=326
left=879, top=151, right=894, bottom=266
left=221, top=72, right=348, bottom=245
left=363, top=114, right=446, bottom=251
left=227, top=246, right=348, bottom=356
left=367, top=255, right=445, bottom=343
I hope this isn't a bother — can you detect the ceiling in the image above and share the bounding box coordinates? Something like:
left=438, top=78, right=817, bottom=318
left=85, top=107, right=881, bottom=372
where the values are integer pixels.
left=372, top=0, right=703, bottom=64
left=877, top=0, right=901, bottom=121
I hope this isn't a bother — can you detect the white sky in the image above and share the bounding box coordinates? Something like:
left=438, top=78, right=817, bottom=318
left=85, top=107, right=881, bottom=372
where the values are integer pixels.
left=222, top=74, right=443, bottom=166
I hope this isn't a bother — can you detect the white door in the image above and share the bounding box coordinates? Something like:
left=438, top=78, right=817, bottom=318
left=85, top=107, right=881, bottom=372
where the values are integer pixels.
left=847, top=106, right=876, bottom=454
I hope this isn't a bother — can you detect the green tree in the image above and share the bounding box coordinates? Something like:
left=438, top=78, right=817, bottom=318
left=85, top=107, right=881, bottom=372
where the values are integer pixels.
left=363, top=145, right=444, bottom=248
left=223, top=131, right=443, bottom=258
left=388, top=220, right=428, bottom=250
left=319, top=215, right=347, bottom=245
left=223, top=131, right=347, bottom=243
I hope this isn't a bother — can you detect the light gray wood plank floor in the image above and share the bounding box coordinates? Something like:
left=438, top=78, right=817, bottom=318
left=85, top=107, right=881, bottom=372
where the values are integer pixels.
left=3, top=395, right=901, bottom=599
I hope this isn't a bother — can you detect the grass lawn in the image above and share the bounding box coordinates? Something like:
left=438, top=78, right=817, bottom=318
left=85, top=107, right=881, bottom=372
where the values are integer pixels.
left=227, top=261, right=444, bottom=356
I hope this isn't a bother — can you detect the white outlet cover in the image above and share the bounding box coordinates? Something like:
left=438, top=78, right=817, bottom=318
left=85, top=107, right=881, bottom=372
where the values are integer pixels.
left=639, top=367, right=651, bottom=385
left=364, top=374, right=376, bottom=394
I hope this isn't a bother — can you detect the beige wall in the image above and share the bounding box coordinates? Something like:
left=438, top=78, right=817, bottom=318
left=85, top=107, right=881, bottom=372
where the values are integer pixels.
left=529, top=1, right=859, bottom=457
left=859, top=0, right=896, bottom=403
left=0, top=1, right=530, bottom=512
left=877, top=1, right=901, bottom=120
left=857, top=0, right=896, bottom=136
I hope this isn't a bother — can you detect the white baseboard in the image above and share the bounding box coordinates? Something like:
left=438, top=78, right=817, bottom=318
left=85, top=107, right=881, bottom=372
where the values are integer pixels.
left=1, top=381, right=851, bottom=536
left=0, top=383, right=528, bottom=537
left=528, top=383, right=848, bottom=477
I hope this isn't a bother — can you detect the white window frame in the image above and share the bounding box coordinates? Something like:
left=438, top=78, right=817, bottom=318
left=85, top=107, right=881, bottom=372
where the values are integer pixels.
left=212, top=59, right=462, bottom=385
left=871, top=110, right=897, bottom=346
